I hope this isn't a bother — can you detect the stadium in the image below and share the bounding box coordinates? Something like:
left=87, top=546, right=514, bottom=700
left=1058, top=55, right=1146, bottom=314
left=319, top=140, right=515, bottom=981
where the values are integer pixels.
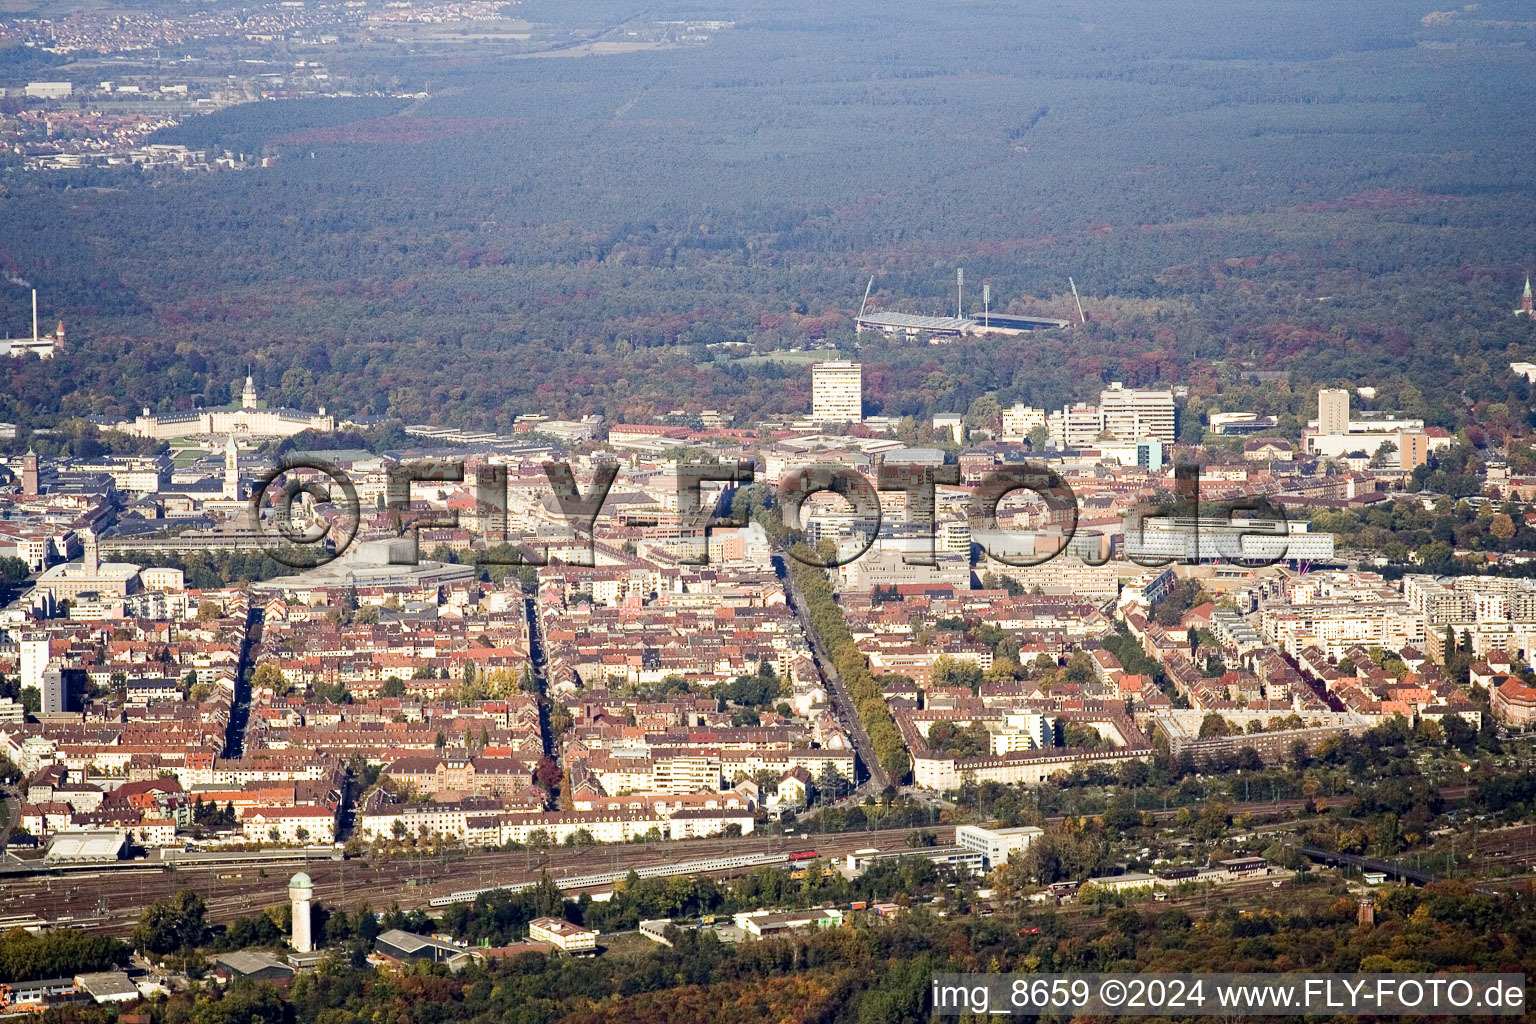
left=852, top=273, right=1073, bottom=339
left=853, top=310, right=1071, bottom=339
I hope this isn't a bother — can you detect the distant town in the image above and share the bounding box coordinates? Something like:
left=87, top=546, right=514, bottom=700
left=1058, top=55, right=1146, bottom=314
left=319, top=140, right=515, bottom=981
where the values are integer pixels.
left=0, top=0, right=732, bottom=172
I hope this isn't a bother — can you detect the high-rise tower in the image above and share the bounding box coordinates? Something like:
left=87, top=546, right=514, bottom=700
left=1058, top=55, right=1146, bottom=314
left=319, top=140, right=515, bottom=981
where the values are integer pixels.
left=811, top=361, right=862, bottom=424
left=289, top=873, right=314, bottom=953
left=20, top=632, right=49, bottom=694
left=1318, top=388, right=1350, bottom=436
left=21, top=450, right=38, bottom=496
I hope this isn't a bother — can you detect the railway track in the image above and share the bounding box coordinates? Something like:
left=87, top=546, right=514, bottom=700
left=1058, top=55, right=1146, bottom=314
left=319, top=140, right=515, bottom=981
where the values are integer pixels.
left=1, top=781, right=1496, bottom=938
left=0, top=826, right=954, bottom=934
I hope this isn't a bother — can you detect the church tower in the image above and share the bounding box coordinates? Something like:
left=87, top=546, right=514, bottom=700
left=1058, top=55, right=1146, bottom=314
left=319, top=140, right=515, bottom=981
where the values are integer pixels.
left=242, top=373, right=258, bottom=410
left=223, top=436, right=241, bottom=500
left=1520, top=276, right=1534, bottom=317
left=83, top=527, right=99, bottom=574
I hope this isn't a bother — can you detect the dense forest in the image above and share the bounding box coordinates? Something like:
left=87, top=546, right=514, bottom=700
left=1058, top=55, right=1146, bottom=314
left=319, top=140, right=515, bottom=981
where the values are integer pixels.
left=1, top=0, right=1534, bottom=437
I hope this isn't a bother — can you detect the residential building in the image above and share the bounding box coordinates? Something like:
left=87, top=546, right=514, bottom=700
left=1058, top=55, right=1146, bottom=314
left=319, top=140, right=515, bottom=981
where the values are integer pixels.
left=1493, top=677, right=1536, bottom=728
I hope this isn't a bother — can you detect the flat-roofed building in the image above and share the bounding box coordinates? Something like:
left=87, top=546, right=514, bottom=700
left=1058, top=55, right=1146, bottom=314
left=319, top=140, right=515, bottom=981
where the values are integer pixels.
left=1099, top=382, right=1176, bottom=443
left=25, top=82, right=73, bottom=100
left=1001, top=404, right=1048, bottom=442
left=811, top=361, right=862, bottom=424
left=736, top=907, right=843, bottom=938
left=1084, top=871, right=1158, bottom=893
left=374, top=929, right=481, bottom=969
left=955, top=824, right=1044, bottom=868
left=1048, top=403, right=1103, bottom=448
left=73, top=972, right=138, bottom=1004
left=990, top=713, right=1053, bottom=755
left=1318, top=388, right=1350, bottom=436
left=43, top=830, right=126, bottom=864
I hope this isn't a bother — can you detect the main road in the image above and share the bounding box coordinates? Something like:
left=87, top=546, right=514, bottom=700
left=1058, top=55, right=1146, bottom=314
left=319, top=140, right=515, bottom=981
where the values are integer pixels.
left=523, top=595, right=553, bottom=757
left=776, top=553, right=889, bottom=794
left=222, top=601, right=261, bottom=759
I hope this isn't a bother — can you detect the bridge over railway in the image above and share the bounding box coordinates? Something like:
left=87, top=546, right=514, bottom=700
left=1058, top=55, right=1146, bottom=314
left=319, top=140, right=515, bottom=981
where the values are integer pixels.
left=1296, top=846, right=1443, bottom=885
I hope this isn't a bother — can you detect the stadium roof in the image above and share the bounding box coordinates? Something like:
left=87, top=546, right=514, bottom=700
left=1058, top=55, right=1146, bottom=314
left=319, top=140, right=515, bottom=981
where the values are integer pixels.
left=855, top=311, right=975, bottom=331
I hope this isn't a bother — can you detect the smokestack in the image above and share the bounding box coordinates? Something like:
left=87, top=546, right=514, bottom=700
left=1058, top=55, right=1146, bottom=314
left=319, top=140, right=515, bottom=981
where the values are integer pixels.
left=32, top=289, right=38, bottom=344
left=957, top=268, right=964, bottom=319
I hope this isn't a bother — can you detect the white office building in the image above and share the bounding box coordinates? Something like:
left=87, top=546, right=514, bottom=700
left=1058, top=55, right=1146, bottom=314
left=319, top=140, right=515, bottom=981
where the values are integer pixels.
left=20, top=632, right=50, bottom=693
left=1099, top=382, right=1176, bottom=443
left=811, top=361, right=862, bottom=423
left=1001, top=404, right=1048, bottom=442
left=955, top=824, right=1045, bottom=869
left=1048, top=404, right=1104, bottom=448
left=1318, top=388, right=1350, bottom=436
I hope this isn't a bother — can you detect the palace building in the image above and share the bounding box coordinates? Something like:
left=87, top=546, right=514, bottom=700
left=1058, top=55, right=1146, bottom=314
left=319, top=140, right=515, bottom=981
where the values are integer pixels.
left=105, top=375, right=334, bottom=440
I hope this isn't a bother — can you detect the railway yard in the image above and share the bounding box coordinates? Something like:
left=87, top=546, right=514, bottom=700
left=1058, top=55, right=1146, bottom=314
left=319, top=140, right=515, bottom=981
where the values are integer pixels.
left=0, top=826, right=955, bottom=934
left=0, top=785, right=1526, bottom=943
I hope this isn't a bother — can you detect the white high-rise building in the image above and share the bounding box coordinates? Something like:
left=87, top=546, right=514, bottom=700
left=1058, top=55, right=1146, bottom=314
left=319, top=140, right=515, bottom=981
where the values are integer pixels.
left=1318, top=388, right=1350, bottom=436
left=20, top=632, right=49, bottom=694
left=811, top=361, right=862, bottom=423
left=290, top=872, right=314, bottom=952
left=1099, top=382, right=1176, bottom=443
